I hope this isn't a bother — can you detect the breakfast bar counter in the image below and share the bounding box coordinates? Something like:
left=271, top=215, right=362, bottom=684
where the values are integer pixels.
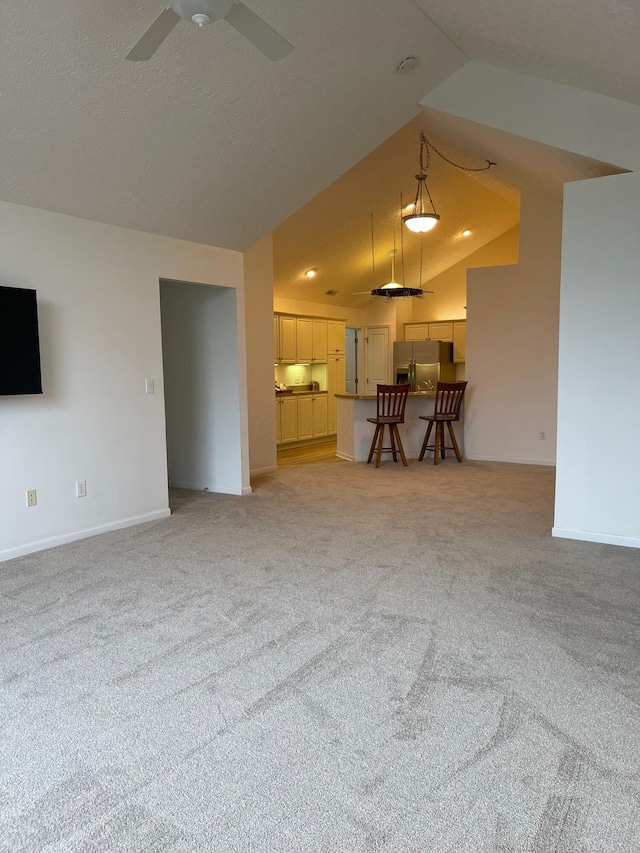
left=334, top=393, right=464, bottom=462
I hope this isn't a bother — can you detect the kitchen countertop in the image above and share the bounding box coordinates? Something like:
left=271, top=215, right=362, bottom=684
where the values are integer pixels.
left=276, top=390, right=328, bottom=396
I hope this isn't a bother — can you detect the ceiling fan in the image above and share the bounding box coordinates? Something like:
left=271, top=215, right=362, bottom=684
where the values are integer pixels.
left=351, top=251, right=434, bottom=297
left=126, top=0, right=293, bottom=62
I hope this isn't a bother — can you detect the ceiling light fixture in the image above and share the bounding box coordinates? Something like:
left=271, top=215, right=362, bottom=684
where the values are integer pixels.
left=305, top=269, right=317, bottom=278
left=370, top=209, right=425, bottom=301
left=403, top=132, right=497, bottom=234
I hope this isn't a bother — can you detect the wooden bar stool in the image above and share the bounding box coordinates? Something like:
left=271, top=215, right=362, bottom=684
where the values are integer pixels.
left=418, top=381, right=467, bottom=464
left=367, top=384, right=410, bottom=468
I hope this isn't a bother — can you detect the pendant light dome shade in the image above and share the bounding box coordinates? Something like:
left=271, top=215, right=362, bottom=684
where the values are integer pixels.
left=403, top=212, right=440, bottom=233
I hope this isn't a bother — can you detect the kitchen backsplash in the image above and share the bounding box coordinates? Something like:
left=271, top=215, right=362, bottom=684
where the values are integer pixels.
left=275, top=362, right=327, bottom=391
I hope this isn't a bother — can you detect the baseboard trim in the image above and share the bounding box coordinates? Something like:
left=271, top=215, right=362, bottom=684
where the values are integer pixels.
left=552, top=527, right=640, bottom=550
left=465, top=454, right=556, bottom=466
left=169, top=480, right=252, bottom=496
left=336, top=451, right=355, bottom=462
left=250, top=465, right=278, bottom=476
left=0, top=508, right=172, bottom=563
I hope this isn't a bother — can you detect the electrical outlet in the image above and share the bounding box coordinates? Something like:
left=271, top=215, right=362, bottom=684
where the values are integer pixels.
left=539, top=430, right=546, bottom=440
left=26, top=489, right=37, bottom=507
left=76, top=480, right=87, bottom=498
left=145, top=378, right=155, bottom=394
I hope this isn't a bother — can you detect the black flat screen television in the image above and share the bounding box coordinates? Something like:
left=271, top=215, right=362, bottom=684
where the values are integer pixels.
left=0, top=285, right=43, bottom=395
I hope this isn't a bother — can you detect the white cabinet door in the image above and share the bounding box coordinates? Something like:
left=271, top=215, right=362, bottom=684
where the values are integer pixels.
left=278, top=316, right=297, bottom=363
left=453, top=321, right=466, bottom=363
left=297, top=396, right=314, bottom=440
left=428, top=322, right=453, bottom=342
left=279, top=396, right=298, bottom=442
left=296, top=318, right=313, bottom=363
left=312, top=319, right=328, bottom=362
left=405, top=323, right=429, bottom=341
left=327, top=320, right=345, bottom=354
left=313, top=395, right=328, bottom=437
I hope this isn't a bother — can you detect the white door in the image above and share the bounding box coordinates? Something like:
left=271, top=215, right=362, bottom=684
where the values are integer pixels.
left=364, top=326, right=390, bottom=393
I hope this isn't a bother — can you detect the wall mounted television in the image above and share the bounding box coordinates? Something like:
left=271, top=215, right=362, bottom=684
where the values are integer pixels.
left=0, top=285, right=43, bottom=395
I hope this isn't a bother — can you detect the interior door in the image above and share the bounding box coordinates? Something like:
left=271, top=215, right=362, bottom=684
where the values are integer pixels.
left=364, top=326, right=390, bottom=393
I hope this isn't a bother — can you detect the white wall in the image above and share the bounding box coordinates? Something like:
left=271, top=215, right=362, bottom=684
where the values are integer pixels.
left=0, top=202, right=245, bottom=561
left=408, top=227, right=520, bottom=323
left=422, top=61, right=640, bottom=548
left=160, top=281, right=249, bottom=496
left=465, top=194, right=562, bottom=464
left=244, top=234, right=278, bottom=476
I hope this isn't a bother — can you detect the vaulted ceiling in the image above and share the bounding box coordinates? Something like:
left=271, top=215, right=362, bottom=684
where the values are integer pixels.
left=1, top=0, right=637, bottom=262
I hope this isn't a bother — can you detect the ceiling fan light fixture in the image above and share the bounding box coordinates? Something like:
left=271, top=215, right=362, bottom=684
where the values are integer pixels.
left=191, top=13, right=211, bottom=26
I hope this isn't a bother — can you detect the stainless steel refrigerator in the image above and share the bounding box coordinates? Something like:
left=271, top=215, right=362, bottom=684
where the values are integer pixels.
left=393, top=341, right=455, bottom=392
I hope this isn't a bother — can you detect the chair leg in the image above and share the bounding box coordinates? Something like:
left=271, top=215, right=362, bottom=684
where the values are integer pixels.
left=375, top=424, right=385, bottom=468
left=418, top=421, right=433, bottom=461
left=389, top=424, right=398, bottom=461
left=448, top=421, right=463, bottom=462
left=393, top=425, right=408, bottom=466
left=440, top=422, right=446, bottom=459
left=433, top=422, right=441, bottom=464
left=367, top=424, right=380, bottom=464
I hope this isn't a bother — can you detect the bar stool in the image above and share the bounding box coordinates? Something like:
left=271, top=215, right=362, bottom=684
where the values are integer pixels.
left=418, top=381, right=467, bottom=464
left=367, top=384, right=410, bottom=468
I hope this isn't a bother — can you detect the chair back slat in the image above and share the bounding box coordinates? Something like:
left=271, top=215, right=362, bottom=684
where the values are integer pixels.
left=376, top=384, right=410, bottom=420
left=434, top=381, right=467, bottom=420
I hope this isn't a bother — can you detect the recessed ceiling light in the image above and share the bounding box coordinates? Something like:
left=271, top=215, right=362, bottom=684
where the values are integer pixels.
left=305, top=269, right=317, bottom=278
left=403, top=202, right=414, bottom=212
left=461, top=229, right=472, bottom=237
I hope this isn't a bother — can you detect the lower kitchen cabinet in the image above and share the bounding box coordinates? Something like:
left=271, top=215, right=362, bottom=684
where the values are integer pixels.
left=276, top=395, right=298, bottom=444
left=297, top=395, right=328, bottom=440
left=276, top=394, right=329, bottom=445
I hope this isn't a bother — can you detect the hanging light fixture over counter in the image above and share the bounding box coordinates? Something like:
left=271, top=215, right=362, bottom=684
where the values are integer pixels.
left=403, top=132, right=497, bottom=234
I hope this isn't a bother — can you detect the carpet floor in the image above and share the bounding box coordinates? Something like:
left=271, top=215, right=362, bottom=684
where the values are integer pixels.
left=1, top=460, right=640, bottom=852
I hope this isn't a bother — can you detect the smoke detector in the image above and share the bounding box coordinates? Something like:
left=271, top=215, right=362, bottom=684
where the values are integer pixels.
left=395, top=56, right=417, bottom=74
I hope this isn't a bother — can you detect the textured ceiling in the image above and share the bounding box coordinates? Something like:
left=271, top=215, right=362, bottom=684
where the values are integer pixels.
left=273, top=109, right=623, bottom=309
left=0, top=0, right=465, bottom=251
left=1, top=0, right=636, bottom=259
left=414, top=0, right=640, bottom=107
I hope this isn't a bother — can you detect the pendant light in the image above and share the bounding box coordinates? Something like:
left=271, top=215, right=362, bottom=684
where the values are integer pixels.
left=402, top=132, right=497, bottom=234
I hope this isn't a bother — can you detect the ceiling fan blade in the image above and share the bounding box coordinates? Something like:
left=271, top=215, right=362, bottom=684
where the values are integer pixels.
left=224, top=1, right=293, bottom=60
left=126, top=7, right=181, bottom=62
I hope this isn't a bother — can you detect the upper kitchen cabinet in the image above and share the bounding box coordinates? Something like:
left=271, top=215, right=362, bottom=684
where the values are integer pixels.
left=296, top=318, right=328, bottom=363
left=453, top=321, right=466, bottom=363
left=274, top=315, right=297, bottom=363
left=427, top=322, right=453, bottom=342
left=327, top=320, right=346, bottom=354
left=405, top=323, right=428, bottom=341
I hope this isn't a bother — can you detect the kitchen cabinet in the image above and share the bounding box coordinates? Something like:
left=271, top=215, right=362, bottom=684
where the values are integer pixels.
left=327, top=354, right=346, bottom=434
left=296, top=317, right=327, bottom=363
left=297, top=395, right=328, bottom=439
left=274, top=315, right=297, bottom=363
left=404, top=321, right=465, bottom=360
left=276, top=395, right=298, bottom=443
left=327, top=320, right=346, bottom=354
left=427, top=322, right=453, bottom=342
left=405, top=323, right=428, bottom=341
left=453, top=321, right=466, bottom=363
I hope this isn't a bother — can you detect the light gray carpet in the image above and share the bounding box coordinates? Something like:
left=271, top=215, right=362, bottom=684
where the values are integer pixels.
left=2, top=460, right=640, bottom=852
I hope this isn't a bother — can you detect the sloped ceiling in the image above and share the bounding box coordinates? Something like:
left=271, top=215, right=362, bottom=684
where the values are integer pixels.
left=0, top=0, right=465, bottom=251
left=273, top=109, right=623, bottom=309
left=1, top=0, right=637, bottom=259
